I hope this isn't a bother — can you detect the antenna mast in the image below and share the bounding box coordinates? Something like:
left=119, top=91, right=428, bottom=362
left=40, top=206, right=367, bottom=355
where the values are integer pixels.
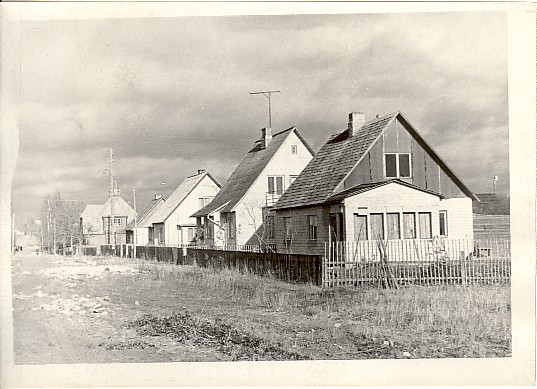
left=250, top=90, right=280, bottom=128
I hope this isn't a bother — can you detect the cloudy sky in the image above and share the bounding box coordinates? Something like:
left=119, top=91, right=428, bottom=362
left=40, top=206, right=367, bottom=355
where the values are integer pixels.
left=10, top=10, right=508, bottom=226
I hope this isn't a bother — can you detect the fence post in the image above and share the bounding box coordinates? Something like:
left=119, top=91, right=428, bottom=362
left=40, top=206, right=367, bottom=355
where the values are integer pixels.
left=459, top=250, right=467, bottom=286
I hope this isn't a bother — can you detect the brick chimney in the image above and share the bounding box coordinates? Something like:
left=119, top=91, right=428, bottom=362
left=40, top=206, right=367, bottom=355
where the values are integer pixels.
left=197, top=169, right=206, bottom=175
left=154, top=194, right=162, bottom=200
left=348, top=112, right=365, bottom=136
left=261, top=127, right=272, bottom=149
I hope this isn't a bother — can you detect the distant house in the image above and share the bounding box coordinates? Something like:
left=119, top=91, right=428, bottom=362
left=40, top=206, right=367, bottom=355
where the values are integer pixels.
left=125, top=195, right=166, bottom=245
left=80, top=196, right=135, bottom=246
left=192, top=127, right=314, bottom=247
left=144, top=170, right=221, bottom=246
left=472, top=193, right=510, bottom=240
left=270, top=112, right=477, bottom=254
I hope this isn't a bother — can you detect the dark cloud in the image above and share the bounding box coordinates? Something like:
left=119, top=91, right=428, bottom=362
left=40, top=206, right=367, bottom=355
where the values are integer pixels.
left=12, top=12, right=508, bottom=225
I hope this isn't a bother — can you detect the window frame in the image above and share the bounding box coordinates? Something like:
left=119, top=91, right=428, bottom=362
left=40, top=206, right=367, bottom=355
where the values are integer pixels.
left=283, top=217, right=293, bottom=240
left=384, top=152, right=412, bottom=179
left=265, top=215, right=275, bottom=239
left=386, top=212, right=401, bottom=240
left=353, top=214, right=368, bottom=241
left=370, top=213, right=385, bottom=241
left=307, top=215, right=318, bottom=240
left=439, top=210, right=448, bottom=236
left=268, top=175, right=285, bottom=195
left=291, top=144, right=298, bottom=154
left=402, top=212, right=417, bottom=239
left=418, top=212, right=432, bottom=239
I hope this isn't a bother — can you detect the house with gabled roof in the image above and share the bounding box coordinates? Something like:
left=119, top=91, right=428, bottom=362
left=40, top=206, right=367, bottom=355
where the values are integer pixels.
left=145, top=170, right=221, bottom=246
left=270, top=111, right=476, bottom=255
left=192, top=127, right=315, bottom=247
left=125, top=195, right=166, bottom=246
left=80, top=196, right=135, bottom=246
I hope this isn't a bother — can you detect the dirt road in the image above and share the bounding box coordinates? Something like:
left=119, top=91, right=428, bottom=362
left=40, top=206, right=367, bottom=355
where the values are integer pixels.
left=12, top=253, right=229, bottom=364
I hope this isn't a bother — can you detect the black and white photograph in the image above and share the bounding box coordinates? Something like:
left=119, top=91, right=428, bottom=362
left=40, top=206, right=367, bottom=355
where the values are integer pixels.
left=0, top=2, right=535, bottom=387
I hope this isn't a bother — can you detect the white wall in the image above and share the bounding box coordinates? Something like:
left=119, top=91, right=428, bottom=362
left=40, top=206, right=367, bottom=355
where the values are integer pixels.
left=233, top=131, right=313, bottom=245
left=440, top=197, right=474, bottom=239
left=164, top=174, right=220, bottom=245
left=342, top=182, right=473, bottom=241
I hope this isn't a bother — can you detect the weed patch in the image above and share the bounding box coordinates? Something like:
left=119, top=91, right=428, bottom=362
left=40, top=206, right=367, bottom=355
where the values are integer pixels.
left=130, top=311, right=310, bottom=361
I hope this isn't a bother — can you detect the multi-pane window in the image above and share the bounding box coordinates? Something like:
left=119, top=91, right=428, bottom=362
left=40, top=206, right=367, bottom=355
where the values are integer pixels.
left=418, top=212, right=432, bottom=239
left=370, top=213, right=385, bottom=240
left=308, top=215, right=318, bottom=240
left=439, top=210, right=448, bottom=236
left=114, top=217, right=122, bottom=226
left=199, top=197, right=213, bottom=208
left=385, top=153, right=412, bottom=178
left=386, top=213, right=400, bottom=240
left=268, top=176, right=284, bottom=195
left=291, top=145, right=298, bottom=154
left=403, top=212, right=416, bottom=239
left=283, top=217, right=293, bottom=240
left=265, top=215, right=275, bottom=239
left=354, top=214, right=368, bottom=241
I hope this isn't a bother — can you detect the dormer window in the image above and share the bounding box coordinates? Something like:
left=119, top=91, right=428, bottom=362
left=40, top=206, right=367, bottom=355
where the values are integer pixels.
left=385, top=153, right=411, bottom=178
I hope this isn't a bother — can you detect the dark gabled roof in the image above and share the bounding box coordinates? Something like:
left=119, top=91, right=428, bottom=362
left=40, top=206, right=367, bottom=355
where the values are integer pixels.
left=472, top=193, right=510, bottom=215
left=125, top=197, right=165, bottom=231
left=272, top=112, right=398, bottom=210
left=273, top=111, right=476, bottom=211
left=327, top=179, right=444, bottom=203
left=192, top=127, right=313, bottom=217
left=148, top=171, right=221, bottom=224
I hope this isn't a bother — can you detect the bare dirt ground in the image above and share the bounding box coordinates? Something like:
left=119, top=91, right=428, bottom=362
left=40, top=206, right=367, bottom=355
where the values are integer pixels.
left=11, top=252, right=511, bottom=364
left=12, top=253, right=231, bottom=364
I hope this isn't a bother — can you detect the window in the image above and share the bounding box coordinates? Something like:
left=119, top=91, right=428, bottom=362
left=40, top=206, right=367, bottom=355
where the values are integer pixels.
left=283, top=217, right=293, bottom=240
left=199, top=197, right=213, bottom=208
left=386, top=213, right=400, bottom=240
left=418, top=212, right=432, bottom=239
left=385, top=153, right=412, bottom=178
left=268, top=176, right=284, bottom=195
left=439, top=210, right=448, bottom=236
left=265, top=215, right=275, bottom=239
left=370, top=213, right=384, bottom=240
left=227, top=213, right=236, bottom=239
left=308, top=215, right=318, bottom=240
left=206, top=216, right=214, bottom=239
left=403, top=213, right=416, bottom=239
left=354, top=214, right=368, bottom=241
left=187, top=227, right=195, bottom=242
left=114, top=217, right=122, bottom=226
left=289, top=175, right=298, bottom=185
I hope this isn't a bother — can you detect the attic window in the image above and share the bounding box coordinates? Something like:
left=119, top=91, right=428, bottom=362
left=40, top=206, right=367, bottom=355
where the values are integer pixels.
left=291, top=144, right=298, bottom=154
left=385, top=153, right=411, bottom=178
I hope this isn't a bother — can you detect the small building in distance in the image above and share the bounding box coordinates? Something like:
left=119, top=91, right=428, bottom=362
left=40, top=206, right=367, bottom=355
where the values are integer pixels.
left=80, top=196, right=135, bottom=246
left=270, top=111, right=477, bottom=255
left=125, top=195, right=166, bottom=245
left=192, top=126, right=315, bottom=247
left=472, top=193, right=510, bottom=240
left=145, top=170, right=221, bottom=246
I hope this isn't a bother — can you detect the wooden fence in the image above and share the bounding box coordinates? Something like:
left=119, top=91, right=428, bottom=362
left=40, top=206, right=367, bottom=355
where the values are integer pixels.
left=187, top=248, right=322, bottom=285
left=323, top=238, right=511, bottom=287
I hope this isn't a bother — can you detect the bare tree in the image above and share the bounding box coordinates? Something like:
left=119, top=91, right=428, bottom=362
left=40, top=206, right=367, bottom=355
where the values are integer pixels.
left=40, top=192, right=85, bottom=254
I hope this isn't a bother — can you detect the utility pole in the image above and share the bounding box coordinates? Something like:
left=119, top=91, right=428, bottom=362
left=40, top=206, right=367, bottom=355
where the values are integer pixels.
left=47, top=198, right=51, bottom=253
left=109, top=148, right=115, bottom=254
left=133, top=187, right=137, bottom=259
left=250, top=90, right=280, bottom=128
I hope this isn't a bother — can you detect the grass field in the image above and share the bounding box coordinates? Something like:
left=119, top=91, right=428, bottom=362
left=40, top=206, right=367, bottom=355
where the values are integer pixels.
left=12, top=254, right=511, bottom=363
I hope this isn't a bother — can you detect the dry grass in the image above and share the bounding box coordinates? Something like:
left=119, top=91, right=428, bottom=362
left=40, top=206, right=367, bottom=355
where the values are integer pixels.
left=127, top=259, right=511, bottom=359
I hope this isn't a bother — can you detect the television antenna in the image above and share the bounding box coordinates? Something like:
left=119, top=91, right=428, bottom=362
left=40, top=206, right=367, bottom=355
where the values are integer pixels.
left=250, top=90, right=280, bottom=128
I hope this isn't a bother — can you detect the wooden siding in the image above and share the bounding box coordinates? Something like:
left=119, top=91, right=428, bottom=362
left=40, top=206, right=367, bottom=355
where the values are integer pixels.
left=473, top=214, right=510, bottom=240
left=342, top=117, right=467, bottom=199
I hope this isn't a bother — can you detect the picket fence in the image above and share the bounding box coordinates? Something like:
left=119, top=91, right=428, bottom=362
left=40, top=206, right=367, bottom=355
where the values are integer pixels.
left=323, top=238, right=511, bottom=287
